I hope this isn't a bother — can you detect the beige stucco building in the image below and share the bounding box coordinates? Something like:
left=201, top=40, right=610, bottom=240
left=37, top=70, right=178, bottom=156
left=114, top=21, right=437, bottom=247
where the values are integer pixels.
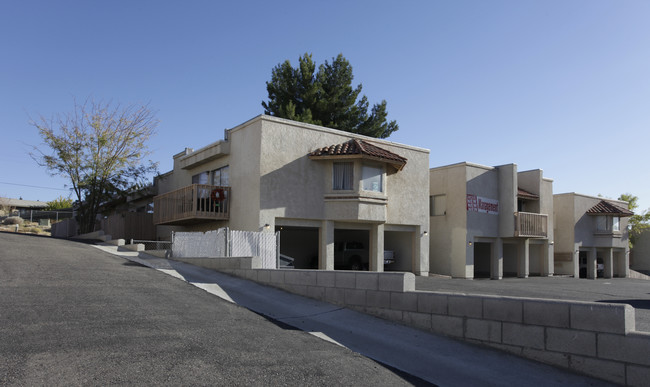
left=553, top=193, right=632, bottom=279
left=429, top=162, right=554, bottom=279
left=153, top=115, right=430, bottom=275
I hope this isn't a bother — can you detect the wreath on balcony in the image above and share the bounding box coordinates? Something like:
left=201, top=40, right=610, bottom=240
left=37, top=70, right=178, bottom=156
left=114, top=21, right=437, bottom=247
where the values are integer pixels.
left=210, top=188, right=225, bottom=201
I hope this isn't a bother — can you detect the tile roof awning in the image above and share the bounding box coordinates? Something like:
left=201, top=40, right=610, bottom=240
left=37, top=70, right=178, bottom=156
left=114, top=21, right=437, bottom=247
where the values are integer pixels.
left=309, top=139, right=407, bottom=172
left=517, top=188, right=539, bottom=200
left=586, top=200, right=634, bottom=217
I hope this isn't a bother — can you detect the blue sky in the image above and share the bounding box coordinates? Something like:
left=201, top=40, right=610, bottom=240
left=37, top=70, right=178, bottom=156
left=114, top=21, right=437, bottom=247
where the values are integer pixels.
left=1, top=0, right=649, bottom=211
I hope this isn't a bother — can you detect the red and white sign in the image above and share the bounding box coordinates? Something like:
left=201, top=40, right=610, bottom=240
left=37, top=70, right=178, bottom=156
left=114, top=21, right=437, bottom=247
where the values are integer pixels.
left=467, top=194, right=499, bottom=215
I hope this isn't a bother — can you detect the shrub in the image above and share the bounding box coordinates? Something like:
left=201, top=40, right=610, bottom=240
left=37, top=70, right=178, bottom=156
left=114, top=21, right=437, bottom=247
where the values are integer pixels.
left=3, top=216, right=23, bottom=225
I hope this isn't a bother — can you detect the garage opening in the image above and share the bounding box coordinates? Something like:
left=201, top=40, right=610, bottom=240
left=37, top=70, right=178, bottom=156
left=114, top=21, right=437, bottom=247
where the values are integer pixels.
left=385, top=231, right=413, bottom=272
left=276, top=226, right=318, bottom=269
left=334, top=229, right=370, bottom=270
left=473, top=242, right=491, bottom=278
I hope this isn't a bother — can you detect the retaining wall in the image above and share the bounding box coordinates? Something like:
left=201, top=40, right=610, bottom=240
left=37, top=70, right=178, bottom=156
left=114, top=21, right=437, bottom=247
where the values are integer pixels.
left=172, top=256, right=650, bottom=386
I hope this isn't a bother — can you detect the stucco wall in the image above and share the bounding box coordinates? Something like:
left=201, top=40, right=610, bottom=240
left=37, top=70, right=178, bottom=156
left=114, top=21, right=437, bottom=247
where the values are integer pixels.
left=497, top=164, right=517, bottom=238
left=429, top=163, right=469, bottom=277
left=631, top=228, right=650, bottom=272
left=466, top=165, right=500, bottom=239
left=553, top=194, right=576, bottom=255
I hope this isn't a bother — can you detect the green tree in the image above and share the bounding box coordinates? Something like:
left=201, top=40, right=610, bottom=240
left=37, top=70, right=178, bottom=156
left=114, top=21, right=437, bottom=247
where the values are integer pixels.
left=618, top=193, right=650, bottom=248
left=45, top=195, right=74, bottom=210
left=31, top=98, right=158, bottom=233
left=262, top=53, right=399, bottom=139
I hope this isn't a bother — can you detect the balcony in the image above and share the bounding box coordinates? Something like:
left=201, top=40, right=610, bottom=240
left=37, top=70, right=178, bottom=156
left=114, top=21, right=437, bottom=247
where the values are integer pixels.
left=153, top=184, right=230, bottom=225
left=514, top=212, right=548, bottom=238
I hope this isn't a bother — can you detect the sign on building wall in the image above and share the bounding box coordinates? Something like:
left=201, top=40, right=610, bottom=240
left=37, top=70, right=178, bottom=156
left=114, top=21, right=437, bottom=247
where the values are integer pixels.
left=467, top=194, right=499, bottom=215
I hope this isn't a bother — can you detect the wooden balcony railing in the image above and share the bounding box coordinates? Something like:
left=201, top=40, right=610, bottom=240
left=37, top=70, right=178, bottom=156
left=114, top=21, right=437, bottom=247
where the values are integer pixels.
left=514, top=212, right=548, bottom=238
left=153, top=184, right=230, bottom=225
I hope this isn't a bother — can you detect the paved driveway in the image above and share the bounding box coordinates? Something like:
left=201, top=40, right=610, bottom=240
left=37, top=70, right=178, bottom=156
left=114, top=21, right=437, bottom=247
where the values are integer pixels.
left=415, top=276, right=650, bottom=332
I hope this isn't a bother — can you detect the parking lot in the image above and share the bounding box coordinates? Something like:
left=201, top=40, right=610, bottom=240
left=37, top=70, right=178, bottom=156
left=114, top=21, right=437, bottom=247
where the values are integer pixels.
left=415, top=275, right=650, bottom=332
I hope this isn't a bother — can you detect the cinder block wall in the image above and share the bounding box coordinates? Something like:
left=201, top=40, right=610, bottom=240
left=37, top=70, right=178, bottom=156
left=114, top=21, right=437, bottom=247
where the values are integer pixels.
left=174, top=257, right=650, bottom=386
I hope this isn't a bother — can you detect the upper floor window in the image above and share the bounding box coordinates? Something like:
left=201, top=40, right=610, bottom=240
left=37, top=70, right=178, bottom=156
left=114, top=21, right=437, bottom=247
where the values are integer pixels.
left=333, top=162, right=354, bottom=190
left=212, top=166, right=229, bottom=186
left=192, top=171, right=209, bottom=185
left=430, top=194, right=446, bottom=216
left=596, top=215, right=620, bottom=232
left=361, top=164, right=383, bottom=192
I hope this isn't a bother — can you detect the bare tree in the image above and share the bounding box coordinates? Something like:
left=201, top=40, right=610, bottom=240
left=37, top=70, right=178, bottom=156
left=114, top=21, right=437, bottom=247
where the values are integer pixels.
left=0, top=197, right=15, bottom=217
left=31, top=98, right=159, bottom=233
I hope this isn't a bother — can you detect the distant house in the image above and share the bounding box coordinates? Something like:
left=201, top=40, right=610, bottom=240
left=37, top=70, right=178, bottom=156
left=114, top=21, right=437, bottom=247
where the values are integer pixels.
left=428, top=162, right=554, bottom=279
left=0, top=197, right=48, bottom=217
left=152, top=115, right=431, bottom=274
left=553, top=193, right=633, bottom=278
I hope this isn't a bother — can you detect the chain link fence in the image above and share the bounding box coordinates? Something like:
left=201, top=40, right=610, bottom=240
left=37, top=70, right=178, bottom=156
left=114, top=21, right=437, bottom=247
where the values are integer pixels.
left=130, top=239, right=173, bottom=251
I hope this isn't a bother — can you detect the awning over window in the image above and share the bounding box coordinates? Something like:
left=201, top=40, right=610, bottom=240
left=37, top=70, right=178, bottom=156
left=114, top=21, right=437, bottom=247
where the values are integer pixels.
left=586, top=200, right=634, bottom=217
left=517, top=188, right=539, bottom=200
left=309, top=139, right=407, bottom=172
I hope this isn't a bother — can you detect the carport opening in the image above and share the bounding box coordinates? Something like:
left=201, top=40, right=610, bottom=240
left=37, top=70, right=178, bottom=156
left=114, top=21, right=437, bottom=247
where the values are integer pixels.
left=578, top=251, right=588, bottom=278
left=334, top=229, right=370, bottom=270
left=528, top=244, right=544, bottom=276
left=276, top=226, right=318, bottom=269
left=473, top=242, right=491, bottom=278
left=385, top=231, right=413, bottom=272
left=503, top=244, right=518, bottom=278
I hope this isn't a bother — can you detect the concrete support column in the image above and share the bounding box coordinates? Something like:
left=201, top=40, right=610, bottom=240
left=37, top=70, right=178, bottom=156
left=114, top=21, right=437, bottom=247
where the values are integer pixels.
left=518, top=239, right=529, bottom=278
left=414, top=225, right=428, bottom=276
left=369, top=223, right=384, bottom=272
left=491, top=238, right=503, bottom=280
left=319, top=220, right=334, bottom=270
left=540, top=240, right=552, bottom=276
left=573, top=244, right=580, bottom=279
left=603, top=248, right=614, bottom=279
left=587, top=247, right=597, bottom=280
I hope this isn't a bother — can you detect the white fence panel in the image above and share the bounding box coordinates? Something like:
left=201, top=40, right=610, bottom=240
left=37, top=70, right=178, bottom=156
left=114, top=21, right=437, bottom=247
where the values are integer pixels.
left=230, top=230, right=277, bottom=269
left=172, top=229, right=226, bottom=258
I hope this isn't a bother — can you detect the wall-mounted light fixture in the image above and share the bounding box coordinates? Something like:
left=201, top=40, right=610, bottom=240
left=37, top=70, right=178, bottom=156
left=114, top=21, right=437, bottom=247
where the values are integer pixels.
left=422, top=231, right=428, bottom=236
left=264, top=224, right=271, bottom=229
left=468, top=241, right=473, bottom=246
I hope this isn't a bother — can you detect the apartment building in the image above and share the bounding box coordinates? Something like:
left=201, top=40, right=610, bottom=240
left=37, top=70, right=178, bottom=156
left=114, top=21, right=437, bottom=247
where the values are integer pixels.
left=429, top=162, right=554, bottom=279
left=152, top=115, right=430, bottom=275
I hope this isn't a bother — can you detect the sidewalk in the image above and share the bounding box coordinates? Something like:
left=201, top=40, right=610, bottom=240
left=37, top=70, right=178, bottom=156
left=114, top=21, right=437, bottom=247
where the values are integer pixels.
left=95, top=245, right=613, bottom=387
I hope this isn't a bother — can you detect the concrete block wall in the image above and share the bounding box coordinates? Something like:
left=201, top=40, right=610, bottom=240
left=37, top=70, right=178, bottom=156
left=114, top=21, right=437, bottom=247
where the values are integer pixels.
left=172, top=256, right=650, bottom=386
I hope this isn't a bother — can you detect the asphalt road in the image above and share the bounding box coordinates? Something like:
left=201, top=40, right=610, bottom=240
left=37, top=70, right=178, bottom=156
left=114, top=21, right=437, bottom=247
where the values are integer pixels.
left=0, top=232, right=422, bottom=386
left=1, top=232, right=619, bottom=386
left=416, top=275, right=650, bottom=332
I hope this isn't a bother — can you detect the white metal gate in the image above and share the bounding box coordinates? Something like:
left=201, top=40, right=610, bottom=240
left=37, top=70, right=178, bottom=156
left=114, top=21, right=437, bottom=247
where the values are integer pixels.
left=171, top=228, right=278, bottom=268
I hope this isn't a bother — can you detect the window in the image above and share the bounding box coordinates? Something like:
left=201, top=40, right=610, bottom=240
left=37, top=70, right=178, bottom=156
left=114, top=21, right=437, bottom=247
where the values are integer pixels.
left=192, top=171, right=209, bottom=185
left=333, top=162, right=353, bottom=190
left=361, top=164, right=383, bottom=192
left=211, top=166, right=229, bottom=186
left=430, top=194, right=446, bottom=216
left=596, top=215, right=621, bottom=232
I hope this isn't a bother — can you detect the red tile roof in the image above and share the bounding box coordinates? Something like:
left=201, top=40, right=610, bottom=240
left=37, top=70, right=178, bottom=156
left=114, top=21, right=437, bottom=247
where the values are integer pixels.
left=517, top=188, right=539, bottom=200
left=309, top=139, right=407, bottom=171
left=586, top=200, right=634, bottom=217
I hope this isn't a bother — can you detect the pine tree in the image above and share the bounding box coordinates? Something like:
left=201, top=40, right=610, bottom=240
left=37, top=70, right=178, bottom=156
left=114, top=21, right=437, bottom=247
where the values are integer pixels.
left=262, top=53, right=398, bottom=138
